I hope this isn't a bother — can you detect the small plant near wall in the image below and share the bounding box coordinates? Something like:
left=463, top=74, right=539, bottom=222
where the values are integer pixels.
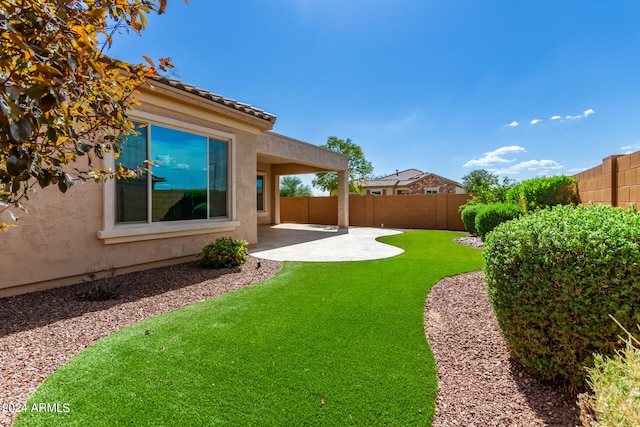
left=77, top=266, right=119, bottom=301
left=578, top=317, right=640, bottom=427
left=77, top=285, right=119, bottom=302
left=197, top=237, right=248, bottom=269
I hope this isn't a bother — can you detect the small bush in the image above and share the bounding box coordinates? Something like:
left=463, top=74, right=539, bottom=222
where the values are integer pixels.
left=460, top=204, right=485, bottom=235
left=507, top=175, right=578, bottom=211
left=474, top=203, right=525, bottom=240
left=77, top=285, right=119, bottom=301
left=579, top=319, right=640, bottom=427
left=484, top=204, right=640, bottom=388
left=197, top=237, right=248, bottom=269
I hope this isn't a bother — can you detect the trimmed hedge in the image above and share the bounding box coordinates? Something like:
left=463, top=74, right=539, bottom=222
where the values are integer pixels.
left=507, top=175, right=577, bottom=211
left=197, top=237, right=248, bottom=269
left=474, top=203, right=525, bottom=240
left=460, top=204, right=484, bottom=235
left=484, top=205, right=640, bottom=388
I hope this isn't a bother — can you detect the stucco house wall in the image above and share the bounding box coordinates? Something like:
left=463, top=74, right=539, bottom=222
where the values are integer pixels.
left=0, top=78, right=348, bottom=297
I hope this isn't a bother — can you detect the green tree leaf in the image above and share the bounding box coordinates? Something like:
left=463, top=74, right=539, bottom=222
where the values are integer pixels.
left=280, top=176, right=311, bottom=197
left=312, top=136, right=373, bottom=195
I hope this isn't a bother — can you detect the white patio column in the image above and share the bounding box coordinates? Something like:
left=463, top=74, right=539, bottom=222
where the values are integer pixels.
left=337, top=170, right=349, bottom=229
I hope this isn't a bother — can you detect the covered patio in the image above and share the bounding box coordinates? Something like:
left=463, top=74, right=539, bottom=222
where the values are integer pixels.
left=250, top=223, right=404, bottom=261
left=257, top=132, right=349, bottom=230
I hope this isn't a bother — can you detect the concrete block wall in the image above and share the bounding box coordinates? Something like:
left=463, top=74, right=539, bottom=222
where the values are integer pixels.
left=281, top=194, right=470, bottom=231
left=616, top=151, right=640, bottom=208
left=574, top=150, right=640, bottom=208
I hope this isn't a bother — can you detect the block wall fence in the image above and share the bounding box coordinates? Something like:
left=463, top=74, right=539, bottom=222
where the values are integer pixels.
left=281, top=149, right=640, bottom=231
left=573, top=150, right=640, bottom=208
left=280, top=194, right=471, bottom=231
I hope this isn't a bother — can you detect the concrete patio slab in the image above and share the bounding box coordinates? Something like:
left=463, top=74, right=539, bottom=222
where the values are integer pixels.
left=250, top=224, right=404, bottom=262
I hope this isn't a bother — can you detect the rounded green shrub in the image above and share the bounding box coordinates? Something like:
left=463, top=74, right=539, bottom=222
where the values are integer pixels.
left=506, top=175, right=577, bottom=211
left=197, top=237, right=248, bottom=268
left=474, top=203, right=525, bottom=240
left=460, top=204, right=485, bottom=235
left=484, top=204, right=640, bottom=388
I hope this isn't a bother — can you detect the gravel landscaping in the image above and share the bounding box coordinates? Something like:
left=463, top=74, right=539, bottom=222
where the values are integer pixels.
left=425, top=270, right=580, bottom=426
left=0, top=257, right=281, bottom=426
left=1, top=240, right=581, bottom=426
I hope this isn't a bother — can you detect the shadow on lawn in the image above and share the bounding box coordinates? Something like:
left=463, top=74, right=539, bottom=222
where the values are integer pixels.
left=0, top=259, right=262, bottom=339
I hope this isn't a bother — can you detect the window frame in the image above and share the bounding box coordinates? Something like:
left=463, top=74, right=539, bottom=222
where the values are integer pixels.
left=256, top=171, right=269, bottom=216
left=98, top=111, right=239, bottom=244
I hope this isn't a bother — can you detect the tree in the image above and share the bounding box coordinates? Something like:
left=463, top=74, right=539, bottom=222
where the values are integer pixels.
left=0, top=0, right=183, bottom=231
left=461, top=169, right=517, bottom=205
left=462, top=169, right=499, bottom=194
left=312, top=136, right=373, bottom=195
left=279, top=176, right=311, bottom=197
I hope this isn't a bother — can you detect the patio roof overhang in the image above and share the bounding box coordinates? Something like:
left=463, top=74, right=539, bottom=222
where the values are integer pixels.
left=257, top=132, right=348, bottom=175
left=257, top=132, right=349, bottom=229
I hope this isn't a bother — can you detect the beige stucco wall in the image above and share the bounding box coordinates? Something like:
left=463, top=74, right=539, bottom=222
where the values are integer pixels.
left=0, top=182, right=252, bottom=296
left=1, top=82, right=353, bottom=297
left=0, top=83, right=270, bottom=297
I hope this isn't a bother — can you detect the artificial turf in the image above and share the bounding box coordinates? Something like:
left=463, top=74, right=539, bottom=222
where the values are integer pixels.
left=14, top=230, right=482, bottom=426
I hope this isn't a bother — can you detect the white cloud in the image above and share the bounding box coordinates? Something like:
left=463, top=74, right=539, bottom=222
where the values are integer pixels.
left=156, top=154, right=173, bottom=166
left=493, top=159, right=563, bottom=175
left=506, top=120, right=519, bottom=127
left=620, top=144, right=640, bottom=154
left=530, top=119, right=542, bottom=125
left=463, top=146, right=526, bottom=167
left=174, top=163, right=191, bottom=170
left=550, top=109, right=596, bottom=121
left=493, top=146, right=526, bottom=155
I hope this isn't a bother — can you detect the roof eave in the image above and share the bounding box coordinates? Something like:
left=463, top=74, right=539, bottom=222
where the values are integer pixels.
left=144, top=77, right=277, bottom=131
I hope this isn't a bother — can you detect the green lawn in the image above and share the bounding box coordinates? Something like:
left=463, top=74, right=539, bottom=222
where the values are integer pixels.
left=15, top=230, right=482, bottom=426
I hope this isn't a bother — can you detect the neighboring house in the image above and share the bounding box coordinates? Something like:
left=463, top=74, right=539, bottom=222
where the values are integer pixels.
left=363, top=169, right=464, bottom=195
left=1, top=76, right=349, bottom=297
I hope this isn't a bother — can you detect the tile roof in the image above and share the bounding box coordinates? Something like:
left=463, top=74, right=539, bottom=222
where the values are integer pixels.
left=150, top=76, right=277, bottom=123
left=364, top=168, right=462, bottom=187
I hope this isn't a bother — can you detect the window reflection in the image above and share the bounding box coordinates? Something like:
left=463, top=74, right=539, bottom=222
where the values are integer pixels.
left=115, top=123, right=229, bottom=223
left=115, top=124, right=147, bottom=223
left=257, top=176, right=264, bottom=211
left=209, top=139, right=227, bottom=218
left=151, top=126, right=208, bottom=221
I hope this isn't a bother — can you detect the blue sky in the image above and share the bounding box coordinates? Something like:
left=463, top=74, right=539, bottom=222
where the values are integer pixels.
left=108, top=0, right=640, bottom=193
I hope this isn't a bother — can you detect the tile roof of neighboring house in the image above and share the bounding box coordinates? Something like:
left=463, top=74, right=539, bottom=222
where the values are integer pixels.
left=150, top=76, right=277, bottom=123
left=364, top=168, right=462, bottom=188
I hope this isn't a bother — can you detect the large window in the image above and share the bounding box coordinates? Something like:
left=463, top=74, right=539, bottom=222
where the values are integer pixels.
left=115, top=123, right=229, bottom=224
